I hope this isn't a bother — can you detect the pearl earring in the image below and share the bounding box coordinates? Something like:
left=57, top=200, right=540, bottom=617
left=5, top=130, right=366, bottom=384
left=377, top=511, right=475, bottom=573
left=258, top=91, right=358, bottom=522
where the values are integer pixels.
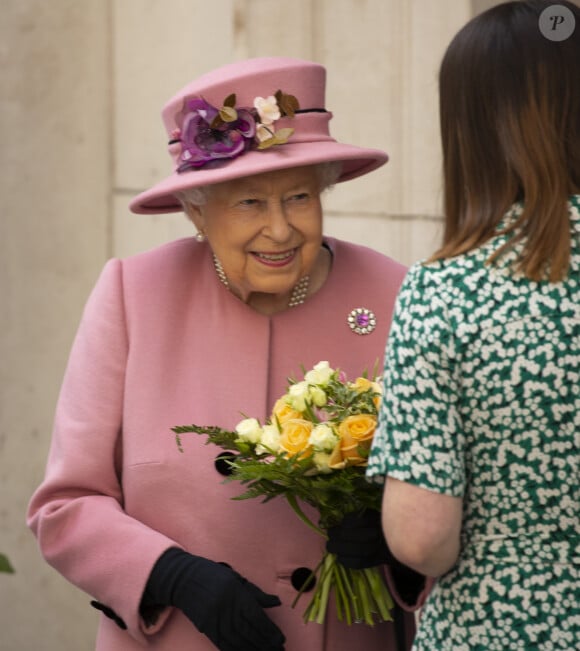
left=195, top=231, right=206, bottom=242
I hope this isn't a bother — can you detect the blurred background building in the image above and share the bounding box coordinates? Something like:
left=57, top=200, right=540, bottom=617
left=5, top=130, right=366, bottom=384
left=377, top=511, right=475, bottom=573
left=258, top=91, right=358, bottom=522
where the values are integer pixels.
left=2, top=1, right=505, bottom=648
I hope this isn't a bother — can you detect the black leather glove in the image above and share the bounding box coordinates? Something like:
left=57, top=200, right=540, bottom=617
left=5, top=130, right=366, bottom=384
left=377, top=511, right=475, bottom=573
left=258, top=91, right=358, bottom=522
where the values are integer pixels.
left=326, top=509, right=390, bottom=569
left=141, top=548, right=285, bottom=651
left=387, top=558, right=427, bottom=606
left=326, top=510, right=426, bottom=604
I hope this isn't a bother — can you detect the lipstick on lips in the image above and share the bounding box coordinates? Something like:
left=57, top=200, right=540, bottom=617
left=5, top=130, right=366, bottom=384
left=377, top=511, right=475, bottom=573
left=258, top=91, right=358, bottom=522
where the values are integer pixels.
left=251, top=248, right=298, bottom=267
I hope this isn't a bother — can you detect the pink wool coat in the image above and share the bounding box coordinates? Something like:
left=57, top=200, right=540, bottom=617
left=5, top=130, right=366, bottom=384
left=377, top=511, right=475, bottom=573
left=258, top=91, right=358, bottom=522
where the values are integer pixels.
left=28, top=236, right=422, bottom=651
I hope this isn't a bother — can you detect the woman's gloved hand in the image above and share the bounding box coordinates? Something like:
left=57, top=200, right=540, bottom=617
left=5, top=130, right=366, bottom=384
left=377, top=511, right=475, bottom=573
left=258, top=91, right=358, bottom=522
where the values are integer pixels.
left=141, top=547, right=285, bottom=651
left=326, top=509, right=390, bottom=569
left=326, top=509, right=426, bottom=605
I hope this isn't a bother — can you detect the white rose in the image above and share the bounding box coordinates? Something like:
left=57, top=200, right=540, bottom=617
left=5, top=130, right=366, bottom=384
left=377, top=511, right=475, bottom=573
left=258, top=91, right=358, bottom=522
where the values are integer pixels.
left=309, top=385, right=327, bottom=407
left=256, top=424, right=281, bottom=455
left=304, top=361, right=334, bottom=386
left=308, top=423, right=338, bottom=452
left=254, top=95, right=281, bottom=125
left=235, top=417, right=263, bottom=444
left=313, top=452, right=333, bottom=473
left=287, top=381, right=310, bottom=412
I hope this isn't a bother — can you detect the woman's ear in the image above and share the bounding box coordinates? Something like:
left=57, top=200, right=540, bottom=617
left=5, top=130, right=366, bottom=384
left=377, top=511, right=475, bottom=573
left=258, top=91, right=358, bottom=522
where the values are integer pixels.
left=183, top=202, right=205, bottom=231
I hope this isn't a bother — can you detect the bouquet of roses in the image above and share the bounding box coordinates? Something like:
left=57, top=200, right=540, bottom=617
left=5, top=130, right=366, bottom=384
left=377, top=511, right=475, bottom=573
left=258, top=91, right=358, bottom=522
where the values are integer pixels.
left=173, top=361, right=393, bottom=626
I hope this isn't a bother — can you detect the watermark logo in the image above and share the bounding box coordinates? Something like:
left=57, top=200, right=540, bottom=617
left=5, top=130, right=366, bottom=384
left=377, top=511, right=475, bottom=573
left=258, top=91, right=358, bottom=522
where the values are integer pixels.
left=539, top=4, right=576, bottom=41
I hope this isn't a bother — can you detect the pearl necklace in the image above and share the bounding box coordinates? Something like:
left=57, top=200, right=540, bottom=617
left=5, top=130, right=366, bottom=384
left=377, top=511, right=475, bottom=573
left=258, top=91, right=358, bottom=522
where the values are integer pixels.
left=212, top=254, right=310, bottom=308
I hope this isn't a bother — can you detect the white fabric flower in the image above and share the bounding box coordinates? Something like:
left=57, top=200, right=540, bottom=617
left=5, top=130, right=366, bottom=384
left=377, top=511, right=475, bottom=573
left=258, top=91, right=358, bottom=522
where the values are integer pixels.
left=256, top=122, right=274, bottom=143
left=305, top=361, right=334, bottom=386
left=254, top=95, right=281, bottom=125
left=235, top=417, right=263, bottom=444
left=308, top=423, right=338, bottom=452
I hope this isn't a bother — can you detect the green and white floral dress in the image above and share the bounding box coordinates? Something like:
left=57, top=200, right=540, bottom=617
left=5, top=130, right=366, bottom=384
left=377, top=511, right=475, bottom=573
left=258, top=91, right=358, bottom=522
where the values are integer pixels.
left=367, top=196, right=580, bottom=650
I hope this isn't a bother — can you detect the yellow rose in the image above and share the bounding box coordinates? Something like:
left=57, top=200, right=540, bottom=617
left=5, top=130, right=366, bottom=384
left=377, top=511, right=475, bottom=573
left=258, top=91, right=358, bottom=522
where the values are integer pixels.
left=329, top=414, right=377, bottom=469
left=271, top=396, right=303, bottom=425
left=279, top=419, right=314, bottom=459
left=351, top=377, right=382, bottom=409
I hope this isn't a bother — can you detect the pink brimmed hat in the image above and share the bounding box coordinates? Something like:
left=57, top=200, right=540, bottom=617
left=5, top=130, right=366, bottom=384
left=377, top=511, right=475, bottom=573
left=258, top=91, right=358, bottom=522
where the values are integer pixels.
left=130, top=57, right=389, bottom=214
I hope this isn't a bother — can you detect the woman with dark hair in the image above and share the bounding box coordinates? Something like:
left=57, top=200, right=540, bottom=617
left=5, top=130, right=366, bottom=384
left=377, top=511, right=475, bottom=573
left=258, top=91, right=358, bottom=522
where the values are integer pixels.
left=367, top=1, right=579, bottom=649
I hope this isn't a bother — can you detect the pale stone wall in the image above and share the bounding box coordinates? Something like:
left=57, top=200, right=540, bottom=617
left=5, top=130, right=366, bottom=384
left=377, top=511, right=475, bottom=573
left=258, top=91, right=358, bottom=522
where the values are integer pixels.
left=2, top=1, right=492, bottom=649
left=1, top=2, right=111, bottom=650
left=112, top=0, right=472, bottom=263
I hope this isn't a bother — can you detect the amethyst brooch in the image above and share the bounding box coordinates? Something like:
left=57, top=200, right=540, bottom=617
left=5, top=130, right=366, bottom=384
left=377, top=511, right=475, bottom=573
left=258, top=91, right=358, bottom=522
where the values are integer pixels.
left=347, top=308, right=377, bottom=335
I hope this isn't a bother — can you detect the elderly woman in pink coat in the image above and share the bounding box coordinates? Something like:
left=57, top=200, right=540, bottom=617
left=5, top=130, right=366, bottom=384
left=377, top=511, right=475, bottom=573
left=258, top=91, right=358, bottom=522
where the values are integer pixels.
left=27, top=57, right=427, bottom=651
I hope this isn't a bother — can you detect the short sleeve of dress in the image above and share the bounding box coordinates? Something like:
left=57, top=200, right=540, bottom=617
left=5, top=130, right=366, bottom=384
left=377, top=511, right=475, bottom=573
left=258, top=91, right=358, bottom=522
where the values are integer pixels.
left=366, top=263, right=466, bottom=497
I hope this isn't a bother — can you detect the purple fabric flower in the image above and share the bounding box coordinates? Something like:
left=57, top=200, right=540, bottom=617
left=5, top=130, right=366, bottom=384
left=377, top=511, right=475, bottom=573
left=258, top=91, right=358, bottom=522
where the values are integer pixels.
left=172, top=91, right=298, bottom=172
left=177, top=98, right=257, bottom=172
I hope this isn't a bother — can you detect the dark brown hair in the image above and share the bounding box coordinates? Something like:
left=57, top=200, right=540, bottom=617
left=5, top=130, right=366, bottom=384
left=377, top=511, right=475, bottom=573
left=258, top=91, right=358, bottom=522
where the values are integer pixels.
left=432, top=0, right=580, bottom=281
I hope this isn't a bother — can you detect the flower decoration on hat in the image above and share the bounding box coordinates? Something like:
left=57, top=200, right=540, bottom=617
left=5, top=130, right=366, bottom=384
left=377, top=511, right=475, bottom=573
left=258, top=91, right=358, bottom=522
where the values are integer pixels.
left=171, top=89, right=300, bottom=172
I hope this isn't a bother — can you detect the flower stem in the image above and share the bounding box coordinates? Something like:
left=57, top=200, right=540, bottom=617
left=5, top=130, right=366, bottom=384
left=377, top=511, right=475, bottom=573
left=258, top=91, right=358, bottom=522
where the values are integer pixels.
left=339, top=563, right=361, bottom=622
left=364, top=567, right=394, bottom=621
left=355, top=573, right=374, bottom=625
left=285, top=494, right=326, bottom=537
left=314, top=553, right=335, bottom=624
left=291, top=556, right=324, bottom=609
left=333, top=562, right=351, bottom=625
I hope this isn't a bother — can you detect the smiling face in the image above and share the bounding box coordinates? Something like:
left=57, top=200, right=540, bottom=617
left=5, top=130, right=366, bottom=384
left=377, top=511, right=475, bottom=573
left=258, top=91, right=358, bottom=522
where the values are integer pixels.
left=187, top=165, right=326, bottom=310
